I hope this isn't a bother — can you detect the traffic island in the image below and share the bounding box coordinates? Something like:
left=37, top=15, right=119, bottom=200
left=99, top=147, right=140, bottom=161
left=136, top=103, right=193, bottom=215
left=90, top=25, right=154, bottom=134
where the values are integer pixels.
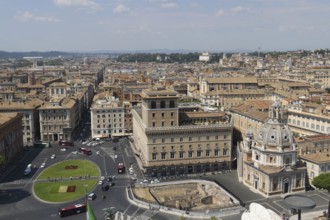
left=33, top=159, right=100, bottom=203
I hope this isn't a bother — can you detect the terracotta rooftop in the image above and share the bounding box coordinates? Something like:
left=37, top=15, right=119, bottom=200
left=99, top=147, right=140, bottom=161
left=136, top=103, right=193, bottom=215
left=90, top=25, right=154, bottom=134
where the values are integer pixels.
left=0, top=112, right=21, bottom=125
left=300, top=153, right=330, bottom=163
left=205, top=77, right=258, bottom=84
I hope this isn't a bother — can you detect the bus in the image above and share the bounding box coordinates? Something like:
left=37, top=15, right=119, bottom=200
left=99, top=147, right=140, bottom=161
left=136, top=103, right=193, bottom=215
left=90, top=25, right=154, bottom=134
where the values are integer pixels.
left=58, top=203, right=86, bottom=217
left=59, top=140, right=74, bottom=146
left=78, top=147, right=92, bottom=155
left=117, top=162, right=125, bottom=174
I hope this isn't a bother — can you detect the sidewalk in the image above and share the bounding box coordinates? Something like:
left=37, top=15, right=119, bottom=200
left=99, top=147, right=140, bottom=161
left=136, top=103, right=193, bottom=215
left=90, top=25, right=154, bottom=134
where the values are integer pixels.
left=289, top=210, right=328, bottom=220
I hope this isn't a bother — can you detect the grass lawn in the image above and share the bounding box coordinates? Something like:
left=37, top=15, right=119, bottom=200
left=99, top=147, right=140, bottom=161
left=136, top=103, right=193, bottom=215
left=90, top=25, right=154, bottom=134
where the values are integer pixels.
left=37, top=159, right=99, bottom=179
left=34, top=180, right=97, bottom=202
left=34, top=160, right=100, bottom=203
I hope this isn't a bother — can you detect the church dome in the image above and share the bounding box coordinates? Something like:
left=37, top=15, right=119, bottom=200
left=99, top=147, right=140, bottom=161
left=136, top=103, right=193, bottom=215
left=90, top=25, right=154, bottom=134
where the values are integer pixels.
left=255, top=101, right=295, bottom=148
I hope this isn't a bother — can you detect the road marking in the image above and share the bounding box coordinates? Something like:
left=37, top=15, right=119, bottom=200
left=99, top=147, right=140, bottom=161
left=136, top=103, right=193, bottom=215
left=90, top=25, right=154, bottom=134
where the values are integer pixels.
left=131, top=207, right=141, bottom=217
left=310, top=193, right=330, bottom=201
left=123, top=204, right=132, bottom=214
left=244, top=198, right=268, bottom=204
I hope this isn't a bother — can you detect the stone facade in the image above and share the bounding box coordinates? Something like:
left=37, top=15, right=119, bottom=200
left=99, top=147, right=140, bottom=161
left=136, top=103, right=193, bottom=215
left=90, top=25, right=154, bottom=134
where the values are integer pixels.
left=238, top=101, right=306, bottom=197
left=132, top=87, right=233, bottom=177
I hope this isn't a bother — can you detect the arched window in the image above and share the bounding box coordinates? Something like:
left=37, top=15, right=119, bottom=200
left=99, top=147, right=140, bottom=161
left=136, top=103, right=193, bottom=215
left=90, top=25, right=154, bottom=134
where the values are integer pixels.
left=151, top=101, right=156, bottom=109
left=169, top=100, right=175, bottom=108
left=160, top=101, right=166, bottom=108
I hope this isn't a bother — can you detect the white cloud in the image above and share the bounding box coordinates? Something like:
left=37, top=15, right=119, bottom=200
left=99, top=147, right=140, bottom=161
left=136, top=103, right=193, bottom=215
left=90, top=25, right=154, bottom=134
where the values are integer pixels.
left=161, top=2, right=178, bottom=8
left=113, top=4, right=130, bottom=13
left=216, top=10, right=225, bottom=17
left=54, top=0, right=99, bottom=10
left=15, top=11, right=60, bottom=23
left=231, top=6, right=245, bottom=13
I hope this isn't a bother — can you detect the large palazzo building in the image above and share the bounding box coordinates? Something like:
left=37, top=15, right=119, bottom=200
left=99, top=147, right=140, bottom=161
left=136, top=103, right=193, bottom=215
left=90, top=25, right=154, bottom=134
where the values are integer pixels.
left=132, top=87, right=233, bottom=177
left=237, top=101, right=306, bottom=197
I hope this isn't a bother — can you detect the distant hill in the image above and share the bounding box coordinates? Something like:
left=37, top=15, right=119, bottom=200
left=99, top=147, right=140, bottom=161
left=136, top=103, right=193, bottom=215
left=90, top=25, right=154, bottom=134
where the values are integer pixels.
left=0, top=51, right=72, bottom=59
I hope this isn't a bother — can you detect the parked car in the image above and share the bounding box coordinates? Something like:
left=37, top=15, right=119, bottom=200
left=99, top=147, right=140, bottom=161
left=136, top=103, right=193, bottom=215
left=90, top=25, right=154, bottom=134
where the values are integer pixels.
left=40, top=162, right=46, bottom=168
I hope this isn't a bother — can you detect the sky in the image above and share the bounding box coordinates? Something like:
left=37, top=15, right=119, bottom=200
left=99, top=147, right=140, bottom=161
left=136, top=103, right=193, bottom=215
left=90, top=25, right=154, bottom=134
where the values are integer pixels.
left=1, top=0, right=330, bottom=52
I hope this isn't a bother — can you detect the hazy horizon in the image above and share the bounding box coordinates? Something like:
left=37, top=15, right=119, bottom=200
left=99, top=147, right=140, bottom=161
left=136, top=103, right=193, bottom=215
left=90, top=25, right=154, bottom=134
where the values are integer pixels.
left=1, top=0, right=330, bottom=52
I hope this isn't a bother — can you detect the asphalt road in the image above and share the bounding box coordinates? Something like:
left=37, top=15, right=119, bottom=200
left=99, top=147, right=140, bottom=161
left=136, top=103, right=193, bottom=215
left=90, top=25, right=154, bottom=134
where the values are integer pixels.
left=0, top=139, right=178, bottom=220
left=1, top=137, right=329, bottom=220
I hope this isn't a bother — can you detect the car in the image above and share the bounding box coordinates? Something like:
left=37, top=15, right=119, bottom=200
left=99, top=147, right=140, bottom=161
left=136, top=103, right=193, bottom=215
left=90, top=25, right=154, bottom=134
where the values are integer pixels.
left=98, top=180, right=103, bottom=185
left=100, top=176, right=105, bottom=181
left=82, top=141, right=89, bottom=145
left=88, top=193, right=96, bottom=200
left=106, top=176, right=113, bottom=182
left=114, top=155, right=118, bottom=159
left=101, top=184, right=110, bottom=191
left=109, top=182, right=115, bottom=187
left=130, top=176, right=137, bottom=182
left=141, top=179, right=149, bottom=184
left=60, top=147, right=67, bottom=152
left=72, top=151, right=78, bottom=155
left=50, top=154, right=56, bottom=159
left=40, top=162, right=46, bottom=168
left=112, top=146, right=117, bottom=151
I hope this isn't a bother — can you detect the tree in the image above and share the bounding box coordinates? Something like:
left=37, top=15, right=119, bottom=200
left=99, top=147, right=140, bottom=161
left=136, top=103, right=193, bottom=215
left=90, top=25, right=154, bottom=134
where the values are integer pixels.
left=210, top=217, right=217, bottom=220
left=312, top=173, right=330, bottom=192
left=103, top=207, right=117, bottom=220
left=0, top=155, right=5, bottom=167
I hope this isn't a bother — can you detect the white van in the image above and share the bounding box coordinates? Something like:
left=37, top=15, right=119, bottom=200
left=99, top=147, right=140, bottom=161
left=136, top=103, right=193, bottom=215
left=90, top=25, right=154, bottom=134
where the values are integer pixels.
left=88, top=193, right=96, bottom=200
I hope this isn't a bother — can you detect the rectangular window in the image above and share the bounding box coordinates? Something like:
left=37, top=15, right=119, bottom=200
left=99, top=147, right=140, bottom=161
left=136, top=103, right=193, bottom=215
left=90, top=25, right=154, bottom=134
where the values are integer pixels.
left=223, top=149, right=228, bottom=156
left=171, top=138, right=174, bottom=142
left=189, top=137, right=192, bottom=141
left=171, top=121, right=174, bottom=126
left=153, top=139, right=156, bottom=143
left=152, top=153, right=157, bottom=160
left=170, top=152, right=175, bottom=159
left=161, top=153, right=166, bottom=160
left=152, top=122, right=156, bottom=127
left=171, top=112, right=174, bottom=117
left=162, top=113, right=165, bottom=117
left=162, top=121, right=165, bottom=126
left=162, top=138, right=165, bottom=143
left=152, top=113, right=155, bottom=118
left=188, top=151, right=193, bottom=158
left=214, top=149, right=219, bottom=156
left=206, top=136, right=209, bottom=140
left=206, top=150, right=210, bottom=157
left=180, top=137, right=183, bottom=142
left=179, top=152, right=184, bottom=158
left=197, top=150, right=202, bottom=157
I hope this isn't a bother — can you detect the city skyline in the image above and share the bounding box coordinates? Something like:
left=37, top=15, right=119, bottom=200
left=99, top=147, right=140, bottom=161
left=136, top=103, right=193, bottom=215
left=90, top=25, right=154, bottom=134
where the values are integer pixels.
left=1, top=0, right=330, bottom=52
